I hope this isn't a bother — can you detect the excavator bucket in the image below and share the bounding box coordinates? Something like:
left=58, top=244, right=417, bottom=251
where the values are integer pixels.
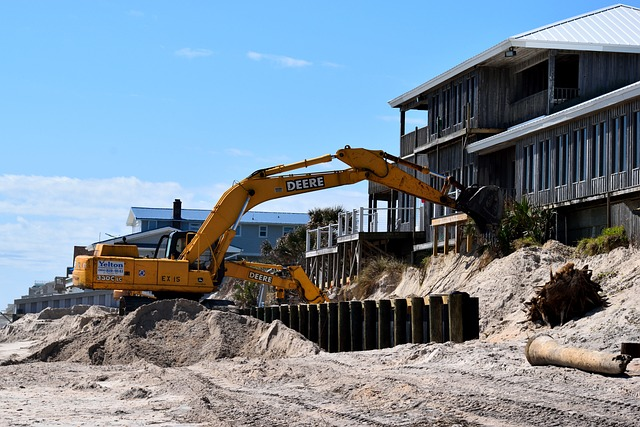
left=455, top=184, right=503, bottom=231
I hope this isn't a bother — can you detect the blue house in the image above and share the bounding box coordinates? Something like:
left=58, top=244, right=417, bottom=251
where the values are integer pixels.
left=126, top=199, right=309, bottom=260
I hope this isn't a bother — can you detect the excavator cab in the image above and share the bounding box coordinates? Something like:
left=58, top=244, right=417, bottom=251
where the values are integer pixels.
left=455, top=184, right=503, bottom=232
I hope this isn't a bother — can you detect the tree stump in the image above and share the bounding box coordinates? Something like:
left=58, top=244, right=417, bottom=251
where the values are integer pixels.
left=526, top=263, right=608, bottom=327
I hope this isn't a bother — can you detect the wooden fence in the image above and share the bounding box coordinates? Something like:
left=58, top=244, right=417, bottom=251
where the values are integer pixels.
left=246, top=292, right=479, bottom=352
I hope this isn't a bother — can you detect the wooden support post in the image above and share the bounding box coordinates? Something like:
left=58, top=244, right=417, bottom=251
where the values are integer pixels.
left=338, top=301, right=351, bottom=352
left=264, top=306, right=273, bottom=323
left=411, top=297, right=425, bottom=344
left=378, top=299, right=392, bottom=349
left=429, top=295, right=444, bottom=343
left=448, top=292, right=465, bottom=343
left=443, top=226, right=449, bottom=255
left=279, top=305, right=290, bottom=328
left=464, top=297, right=480, bottom=341
left=308, top=304, right=319, bottom=344
left=328, top=302, right=339, bottom=353
left=363, top=300, right=377, bottom=350
left=299, top=304, right=309, bottom=339
left=394, top=298, right=408, bottom=346
left=350, top=301, right=363, bottom=352
left=289, top=304, right=299, bottom=333
left=432, top=226, right=438, bottom=256
left=318, top=303, right=328, bottom=350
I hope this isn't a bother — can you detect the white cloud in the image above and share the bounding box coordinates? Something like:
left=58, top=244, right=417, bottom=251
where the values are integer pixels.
left=175, top=48, right=213, bottom=59
left=247, top=51, right=311, bottom=68
left=0, top=174, right=368, bottom=309
left=0, top=175, right=188, bottom=308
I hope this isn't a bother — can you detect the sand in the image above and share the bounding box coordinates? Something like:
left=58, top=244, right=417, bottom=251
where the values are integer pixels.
left=1, top=241, right=639, bottom=426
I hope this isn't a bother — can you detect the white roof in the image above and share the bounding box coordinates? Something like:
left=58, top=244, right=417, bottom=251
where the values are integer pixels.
left=389, top=4, right=640, bottom=108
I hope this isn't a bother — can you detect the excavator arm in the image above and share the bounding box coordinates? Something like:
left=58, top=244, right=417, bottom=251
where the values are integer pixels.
left=223, top=261, right=328, bottom=304
left=73, top=146, right=502, bottom=309
left=180, top=146, right=500, bottom=267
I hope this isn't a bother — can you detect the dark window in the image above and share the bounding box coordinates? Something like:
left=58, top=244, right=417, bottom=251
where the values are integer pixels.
left=539, top=139, right=551, bottom=190
left=635, top=112, right=640, bottom=169
left=612, top=115, right=627, bottom=173
left=555, top=134, right=568, bottom=186
left=517, top=61, right=549, bottom=100
left=573, top=128, right=587, bottom=182
left=592, top=121, right=607, bottom=177
left=466, top=76, right=476, bottom=118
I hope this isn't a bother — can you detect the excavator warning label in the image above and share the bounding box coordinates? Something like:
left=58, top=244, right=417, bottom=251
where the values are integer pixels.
left=97, top=260, right=125, bottom=276
left=286, top=176, right=325, bottom=192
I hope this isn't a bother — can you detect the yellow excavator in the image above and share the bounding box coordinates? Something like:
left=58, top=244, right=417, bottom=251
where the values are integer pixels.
left=72, top=146, right=502, bottom=312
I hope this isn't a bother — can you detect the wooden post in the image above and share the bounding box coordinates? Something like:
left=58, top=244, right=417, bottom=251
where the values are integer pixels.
left=443, top=225, right=449, bottom=255
left=432, top=226, right=438, bottom=256
left=308, top=304, right=319, bottom=344
left=429, top=295, right=444, bottom=343
left=378, top=299, right=392, bottom=349
left=299, top=304, right=309, bottom=339
left=464, top=297, right=480, bottom=341
left=289, top=304, right=299, bottom=333
left=410, top=297, right=425, bottom=344
left=328, top=302, right=339, bottom=353
left=338, top=301, right=350, bottom=352
left=363, top=300, right=377, bottom=350
left=279, top=305, right=290, bottom=328
left=394, top=298, right=408, bottom=346
left=318, top=303, right=328, bottom=350
left=350, top=301, right=363, bottom=352
left=448, top=292, right=465, bottom=343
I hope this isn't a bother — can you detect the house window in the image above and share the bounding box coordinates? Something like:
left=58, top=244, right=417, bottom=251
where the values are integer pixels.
left=538, top=139, right=551, bottom=190
left=634, top=112, right=640, bottom=169
left=259, top=226, right=268, bottom=238
left=430, top=94, right=440, bottom=135
left=454, top=83, right=463, bottom=125
left=573, top=128, right=587, bottom=182
left=443, top=88, right=451, bottom=129
left=283, top=226, right=294, bottom=236
left=592, top=121, right=607, bottom=177
left=555, top=134, right=568, bottom=186
left=236, top=225, right=242, bottom=237
left=523, top=144, right=535, bottom=193
left=611, top=115, right=627, bottom=173
left=466, top=76, right=476, bottom=119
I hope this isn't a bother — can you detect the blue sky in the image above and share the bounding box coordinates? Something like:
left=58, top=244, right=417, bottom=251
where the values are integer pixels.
left=0, top=1, right=632, bottom=308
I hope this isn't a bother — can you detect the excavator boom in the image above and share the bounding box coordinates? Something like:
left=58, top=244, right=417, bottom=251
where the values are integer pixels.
left=72, top=146, right=503, bottom=308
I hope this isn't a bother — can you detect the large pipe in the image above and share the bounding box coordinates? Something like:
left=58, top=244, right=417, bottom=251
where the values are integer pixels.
left=525, top=335, right=632, bottom=375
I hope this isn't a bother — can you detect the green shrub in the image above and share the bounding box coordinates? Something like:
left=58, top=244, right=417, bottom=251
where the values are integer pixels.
left=576, top=226, right=628, bottom=256
left=494, top=198, right=554, bottom=256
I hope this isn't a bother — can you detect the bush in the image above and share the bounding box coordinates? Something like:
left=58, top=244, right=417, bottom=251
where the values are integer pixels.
left=576, top=226, right=628, bottom=256
left=495, top=198, right=554, bottom=256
